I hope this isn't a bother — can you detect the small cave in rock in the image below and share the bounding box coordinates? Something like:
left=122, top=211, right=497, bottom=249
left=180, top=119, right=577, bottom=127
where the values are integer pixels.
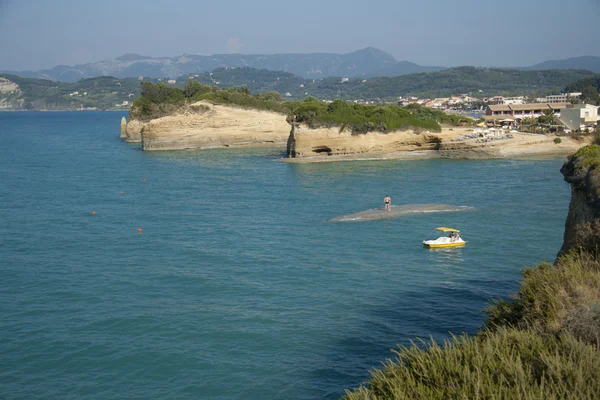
left=312, top=146, right=333, bottom=155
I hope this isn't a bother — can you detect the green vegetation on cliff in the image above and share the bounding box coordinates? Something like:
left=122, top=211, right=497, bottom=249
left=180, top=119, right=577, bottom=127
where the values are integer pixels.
left=290, top=98, right=463, bottom=134
left=131, top=81, right=467, bottom=134
left=129, top=80, right=292, bottom=121
left=344, top=145, right=600, bottom=399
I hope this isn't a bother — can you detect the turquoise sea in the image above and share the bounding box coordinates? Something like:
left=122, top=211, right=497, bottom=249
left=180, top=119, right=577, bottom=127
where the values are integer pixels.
left=1, top=112, right=570, bottom=399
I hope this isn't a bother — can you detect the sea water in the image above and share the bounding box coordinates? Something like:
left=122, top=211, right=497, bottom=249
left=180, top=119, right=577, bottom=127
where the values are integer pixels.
left=0, top=112, right=570, bottom=399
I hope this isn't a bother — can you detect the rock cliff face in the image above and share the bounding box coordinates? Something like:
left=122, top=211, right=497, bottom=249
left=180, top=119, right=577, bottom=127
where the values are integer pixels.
left=125, top=120, right=144, bottom=143
left=559, top=145, right=600, bottom=256
left=286, top=124, right=441, bottom=158
left=130, top=101, right=290, bottom=151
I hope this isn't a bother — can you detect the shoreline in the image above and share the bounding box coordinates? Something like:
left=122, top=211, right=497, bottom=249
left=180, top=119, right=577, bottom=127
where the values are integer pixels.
left=283, top=128, right=590, bottom=163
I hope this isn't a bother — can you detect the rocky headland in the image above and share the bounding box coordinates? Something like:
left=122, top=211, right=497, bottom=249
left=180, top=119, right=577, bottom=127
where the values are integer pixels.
left=140, top=102, right=289, bottom=151
left=285, top=124, right=590, bottom=162
left=120, top=101, right=290, bottom=150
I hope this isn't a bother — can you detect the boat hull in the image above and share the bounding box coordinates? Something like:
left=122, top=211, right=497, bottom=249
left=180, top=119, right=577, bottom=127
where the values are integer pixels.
left=423, top=241, right=466, bottom=248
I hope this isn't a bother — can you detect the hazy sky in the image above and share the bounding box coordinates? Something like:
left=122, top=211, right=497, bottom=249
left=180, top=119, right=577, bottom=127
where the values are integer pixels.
left=0, top=0, right=599, bottom=70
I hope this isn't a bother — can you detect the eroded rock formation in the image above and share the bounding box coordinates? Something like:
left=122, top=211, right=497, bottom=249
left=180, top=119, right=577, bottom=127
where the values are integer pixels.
left=286, top=124, right=441, bottom=158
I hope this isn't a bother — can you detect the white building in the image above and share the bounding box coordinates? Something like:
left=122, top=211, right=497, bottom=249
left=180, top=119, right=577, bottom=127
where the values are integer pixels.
left=559, top=104, right=600, bottom=130
left=167, top=79, right=176, bottom=85
left=546, top=94, right=568, bottom=103
left=503, top=96, right=525, bottom=105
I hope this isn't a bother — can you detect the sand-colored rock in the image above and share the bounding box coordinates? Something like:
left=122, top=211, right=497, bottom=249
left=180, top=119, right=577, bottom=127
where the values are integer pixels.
left=284, top=125, right=590, bottom=163
left=287, top=124, right=441, bottom=158
left=140, top=101, right=290, bottom=151
left=120, top=117, right=127, bottom=140
left=125, top=119, right=145, bottom=143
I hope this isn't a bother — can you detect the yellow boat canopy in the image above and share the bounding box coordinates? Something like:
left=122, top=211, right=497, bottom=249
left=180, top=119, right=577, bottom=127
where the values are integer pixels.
left=436, top=227, right=460, bottom=232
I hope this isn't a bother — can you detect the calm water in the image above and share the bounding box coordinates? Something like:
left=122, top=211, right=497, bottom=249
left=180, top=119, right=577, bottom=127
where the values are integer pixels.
left=1, top=112, right=570, bottom=399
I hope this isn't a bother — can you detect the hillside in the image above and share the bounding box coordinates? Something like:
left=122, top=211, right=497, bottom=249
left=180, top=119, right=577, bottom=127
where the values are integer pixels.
left=178, top=66, right=597, bottom=100
left=564, top=76, right=600, bottom=105
left=1, top=47, right=444, bottom=82
left=526, top=55, right=600, bottom=73
left=0, top=75, right=143, bottom=110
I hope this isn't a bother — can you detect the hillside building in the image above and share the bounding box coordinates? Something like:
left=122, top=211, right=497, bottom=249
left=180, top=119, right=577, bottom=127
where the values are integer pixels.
left=559, top=104, right=600, bottom=130
left=484, top=102, right=569, bottom=121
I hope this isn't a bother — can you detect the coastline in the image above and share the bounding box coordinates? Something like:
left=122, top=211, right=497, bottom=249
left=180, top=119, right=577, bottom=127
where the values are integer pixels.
left=282, top=129, right=590, bottom=163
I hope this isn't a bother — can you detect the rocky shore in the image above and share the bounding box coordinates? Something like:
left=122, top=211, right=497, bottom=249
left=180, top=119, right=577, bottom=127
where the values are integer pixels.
left=284, top=125, right=589, bottom=162
left=120, top=105, right=590, bottom=160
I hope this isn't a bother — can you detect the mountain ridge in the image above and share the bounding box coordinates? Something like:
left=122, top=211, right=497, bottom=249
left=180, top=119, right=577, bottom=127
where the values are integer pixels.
left=4, top=49, right=600, bottom=83
left=0, top=48, right=444, bottom=82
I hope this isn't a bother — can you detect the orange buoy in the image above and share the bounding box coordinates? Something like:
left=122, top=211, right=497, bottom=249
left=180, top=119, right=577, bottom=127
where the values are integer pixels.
left=91, top=211, right=96, bottom=215
left=137, top=228, right=142, bottom=233
left=120, top=191, right=124, bottom=195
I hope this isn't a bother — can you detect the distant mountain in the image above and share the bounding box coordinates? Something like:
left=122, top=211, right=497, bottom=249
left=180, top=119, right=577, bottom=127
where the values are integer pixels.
left=0, top=47, right=444, bottom=82
left=525, top=56, right=600, bottom=73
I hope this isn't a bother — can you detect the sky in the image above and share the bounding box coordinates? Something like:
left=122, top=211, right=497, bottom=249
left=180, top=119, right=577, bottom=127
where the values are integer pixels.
left=0, top=0, right=599, bottom=71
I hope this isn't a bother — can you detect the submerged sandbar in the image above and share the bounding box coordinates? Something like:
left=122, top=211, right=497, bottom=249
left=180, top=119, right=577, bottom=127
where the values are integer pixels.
left=330, top=204, right=473, bottom=222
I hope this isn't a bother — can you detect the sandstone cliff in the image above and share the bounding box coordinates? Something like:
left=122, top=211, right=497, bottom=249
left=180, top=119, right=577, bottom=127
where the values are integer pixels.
left=286, top=124, right=441, bottom=158
left=286, top=124, right=589, bottom=162
left=129, top=101, right=289, bottom=151
left=559, top=145, right=600, bottom=256
left=124, top=119, right=144, bottom=143
left=119, top=117, right=127, bottom=139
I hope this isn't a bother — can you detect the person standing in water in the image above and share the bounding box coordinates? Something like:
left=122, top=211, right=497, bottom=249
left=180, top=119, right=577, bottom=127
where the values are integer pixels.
left=384, top=195, right=391, bottom=212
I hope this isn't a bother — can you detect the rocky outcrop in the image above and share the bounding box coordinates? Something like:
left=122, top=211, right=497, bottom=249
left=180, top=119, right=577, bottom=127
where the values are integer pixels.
left=286, top=124, right=441, bottom=158
left=286, top=126, right=589, bottom=162
left=125, top=120, right=145, bottom=143
left=119, top=117, right=127, bottom=139
left=559, top=145, right=600, bottom=256
left=140, top=101, right=290, bottom=151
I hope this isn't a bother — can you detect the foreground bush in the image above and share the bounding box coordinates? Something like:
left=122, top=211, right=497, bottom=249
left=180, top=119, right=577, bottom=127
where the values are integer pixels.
left=485, top=251, right=600, bottom=345
left=343, top=328, right=600, bottom=400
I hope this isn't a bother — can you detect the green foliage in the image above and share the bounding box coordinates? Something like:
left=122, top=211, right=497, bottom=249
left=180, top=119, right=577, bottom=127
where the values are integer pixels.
left=140, top=82, right=185, bottom=104
left=567, top=144, right=600, bottom=170
left=301, top=68, right=596, bottom=100
left=402, top=103, right=472, bottom=125
left=344, top=328, right=600, bottom=400
left=289, top=98, right=447, bottom=134
left=564, top=76, right=600, bottom=105
left=554, top=137, right=562, bottom=144
left=129, top=81, right=292, bottom=121
left=485, top=251, right=600, bottom=345
left=177, top=67, right=596, bottom=101
left=0, top=74, right=142, bottom=110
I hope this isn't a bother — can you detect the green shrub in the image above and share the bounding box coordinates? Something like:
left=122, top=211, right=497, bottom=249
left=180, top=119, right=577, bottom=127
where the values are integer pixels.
left=485, top=251, right=600, bottom=345
left=344, top=328, right=600, bottom=400
left=554, top=137, right=562, bottom=144
left=289, top=98, right=445, bottom=134
left=129, top=81, right=292, bottom=121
